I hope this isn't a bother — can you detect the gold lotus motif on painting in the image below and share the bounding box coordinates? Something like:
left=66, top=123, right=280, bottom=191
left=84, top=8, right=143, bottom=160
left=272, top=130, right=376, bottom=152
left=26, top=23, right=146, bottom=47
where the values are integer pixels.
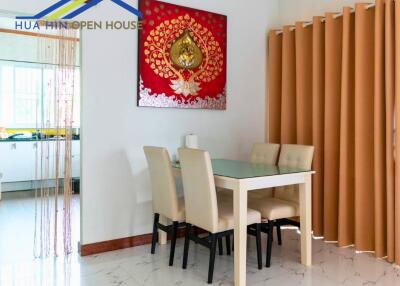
left=143, top=14, right=224, bottom=97
left=170, top=30, right=203, bottom=70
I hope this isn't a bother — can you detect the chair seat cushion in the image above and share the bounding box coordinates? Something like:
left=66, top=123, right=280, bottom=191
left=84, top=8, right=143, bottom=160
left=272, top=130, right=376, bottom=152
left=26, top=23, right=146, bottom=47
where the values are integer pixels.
left=217, top=188, right=273, bottom=202
left=248, top=197, right=299, bottom=220
left=160, top=196, right=186, bottom=222
left=217, top=188, right=232, bottom=198
left=175, top=197, right=186, bottom=221
left=217, top=188, right=232, bottom=203
left=217, top=201, right=261, bottom=232
left=248, top=188, right=273, bottom=200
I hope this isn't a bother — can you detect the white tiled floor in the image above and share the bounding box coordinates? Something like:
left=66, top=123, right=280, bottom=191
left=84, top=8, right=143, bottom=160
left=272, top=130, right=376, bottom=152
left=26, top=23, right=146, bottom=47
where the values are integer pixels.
left=1, top=192, right=400, bottom=285
left=0, top=191, right=80, bottom=264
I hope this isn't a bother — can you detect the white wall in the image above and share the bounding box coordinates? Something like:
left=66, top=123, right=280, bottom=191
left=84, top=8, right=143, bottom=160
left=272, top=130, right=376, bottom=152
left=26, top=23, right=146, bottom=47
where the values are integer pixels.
left=278, top=0, right=361, bottom=24
left=0, top=0, right=279, bottom=245
left=79, top=0, right=279, bottom=244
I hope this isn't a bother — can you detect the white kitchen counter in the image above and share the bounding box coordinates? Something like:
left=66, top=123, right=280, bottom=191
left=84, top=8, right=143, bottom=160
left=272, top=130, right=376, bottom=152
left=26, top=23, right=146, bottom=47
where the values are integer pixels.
left=0, top=140, right=80, bottom=191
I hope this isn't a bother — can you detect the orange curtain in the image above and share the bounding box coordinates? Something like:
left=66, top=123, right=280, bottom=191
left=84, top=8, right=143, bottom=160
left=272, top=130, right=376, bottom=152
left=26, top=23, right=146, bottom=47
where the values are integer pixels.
left=295, top=22, right=313, bottom=145
left=324, top=12, right=342, bottom=242
left=280, top=26, right=297, bottom=144
left=267, top=0, right=400, bottom=265
left=394, top=0, right=400, bottom=263
left=267, top=30, right=282, bottom=143
left=338, top=7, right=355, bottom=247
left=311, top=16, right=325, bottom=236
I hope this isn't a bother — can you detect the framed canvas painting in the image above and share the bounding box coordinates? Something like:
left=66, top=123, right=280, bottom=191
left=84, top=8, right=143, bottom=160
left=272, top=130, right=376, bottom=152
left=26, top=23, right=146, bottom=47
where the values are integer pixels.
left=137, top=0, right=227, bottom=109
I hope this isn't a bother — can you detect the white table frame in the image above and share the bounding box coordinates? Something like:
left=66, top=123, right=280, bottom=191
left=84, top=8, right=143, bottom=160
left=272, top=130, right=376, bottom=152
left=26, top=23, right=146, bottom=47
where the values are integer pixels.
left=165, top=167, right=314, bottom=286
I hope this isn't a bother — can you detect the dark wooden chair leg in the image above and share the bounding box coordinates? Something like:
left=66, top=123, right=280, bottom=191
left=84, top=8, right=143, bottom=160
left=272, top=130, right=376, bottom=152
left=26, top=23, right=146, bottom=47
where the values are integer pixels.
left=271, top=226, right=274, bottom=242
left=218, top=237, right=223, bottom=255
left=226, top=235, right=231, bottom=256
left=193, top=226, right=199, bottom=243
left=208, top=234, right=217, bottom=284
left=169, top=221, right=179, bottom=266
left=266, top=220, right=274, bottom=268
left=256, top=223, right=262, bottom=269
left=182, top=224, right=192, bottom=269
left=151, top=213, right=159, bottom=254
left=276, top=223, right=282, bottom=245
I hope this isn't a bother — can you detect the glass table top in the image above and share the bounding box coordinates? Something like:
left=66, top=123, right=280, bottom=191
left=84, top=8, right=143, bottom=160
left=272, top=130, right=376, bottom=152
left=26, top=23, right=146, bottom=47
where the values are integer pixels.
left=172, top=159, right=311, bottom=179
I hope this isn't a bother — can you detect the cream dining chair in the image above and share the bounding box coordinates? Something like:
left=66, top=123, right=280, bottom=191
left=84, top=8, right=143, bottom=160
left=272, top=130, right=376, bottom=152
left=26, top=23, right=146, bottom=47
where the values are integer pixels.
left=251, top=143, right=281, bottom=164
left=143, top=146, right=186, bottom=266
left=218, top=143, right=281, bottom=251
left=249, top=143, right=281, bottom=198
left=218, top=143, right=280, bottom=200
left=248, top=144, right=314, bottom=267
left=178, top=148, right=263, bottom=284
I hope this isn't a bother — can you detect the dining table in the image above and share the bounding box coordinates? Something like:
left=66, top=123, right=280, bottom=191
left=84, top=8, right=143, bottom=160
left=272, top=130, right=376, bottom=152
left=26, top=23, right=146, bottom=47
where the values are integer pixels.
left=160, top=158, right=314, bottom=286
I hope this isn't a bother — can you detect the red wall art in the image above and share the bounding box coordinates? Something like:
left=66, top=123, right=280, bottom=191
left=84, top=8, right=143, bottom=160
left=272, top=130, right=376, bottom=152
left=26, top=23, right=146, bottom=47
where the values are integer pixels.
left=137, top=0, right=227, bottom=109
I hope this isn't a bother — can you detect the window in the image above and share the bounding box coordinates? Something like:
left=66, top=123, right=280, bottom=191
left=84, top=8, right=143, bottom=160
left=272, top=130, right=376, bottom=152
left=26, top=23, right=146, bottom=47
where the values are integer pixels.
left=0, top=60, right=80, bottom=128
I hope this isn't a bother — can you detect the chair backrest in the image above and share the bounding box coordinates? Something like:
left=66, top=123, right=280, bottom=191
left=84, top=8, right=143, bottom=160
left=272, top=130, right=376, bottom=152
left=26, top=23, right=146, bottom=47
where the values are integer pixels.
left=178, top=148, right=219, bottom=233
left=250, top=143, right=280, bottom=198
left=275, top=144, right=314, bottom=203
left=251, top=143, right=280, bottom=165
left=144, top=146, right=180, bottom=221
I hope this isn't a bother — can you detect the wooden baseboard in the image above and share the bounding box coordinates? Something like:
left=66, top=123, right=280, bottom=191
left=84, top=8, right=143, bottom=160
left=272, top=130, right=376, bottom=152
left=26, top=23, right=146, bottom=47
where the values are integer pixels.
left=80, top=233, right=153, bottom=256
left=80, top=227, right=200, bottom=256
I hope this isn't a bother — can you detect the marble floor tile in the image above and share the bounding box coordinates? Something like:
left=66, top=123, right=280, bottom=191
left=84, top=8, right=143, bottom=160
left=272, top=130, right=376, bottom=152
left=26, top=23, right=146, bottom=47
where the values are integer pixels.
left=0, top=191, right=80, bottom=264
left=2, top=229, right=399, bottom=286
left=1, top=193, right=400, bottom=285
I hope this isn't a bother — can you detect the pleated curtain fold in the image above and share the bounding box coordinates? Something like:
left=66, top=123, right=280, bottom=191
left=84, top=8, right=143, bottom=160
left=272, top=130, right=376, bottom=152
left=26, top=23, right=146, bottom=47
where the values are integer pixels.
left=267, top=0, right=400, bottom=265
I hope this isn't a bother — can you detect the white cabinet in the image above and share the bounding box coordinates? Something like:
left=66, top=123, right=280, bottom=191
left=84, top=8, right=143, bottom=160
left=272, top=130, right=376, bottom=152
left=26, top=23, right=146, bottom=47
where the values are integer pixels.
left=0, top=140, right=80, bottom=183
left=71, top=140, right=80, bottom=178
left=0, top=172, right=3, bottom=199
left=0, top=141, right=36, bottom=182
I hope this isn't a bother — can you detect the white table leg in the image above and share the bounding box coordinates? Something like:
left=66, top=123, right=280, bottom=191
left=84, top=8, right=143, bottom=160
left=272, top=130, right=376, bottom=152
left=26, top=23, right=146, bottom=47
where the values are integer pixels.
left=158, top=215, right=167, bottom=245
left=299, top=174, right=312, bottom=265
left=234, top=184, right=247, bottom=286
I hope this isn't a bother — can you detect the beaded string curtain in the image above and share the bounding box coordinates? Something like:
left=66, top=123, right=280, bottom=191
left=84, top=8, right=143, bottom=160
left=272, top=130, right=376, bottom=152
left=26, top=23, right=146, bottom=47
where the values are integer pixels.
left=34, top=28, right=78, bottom=257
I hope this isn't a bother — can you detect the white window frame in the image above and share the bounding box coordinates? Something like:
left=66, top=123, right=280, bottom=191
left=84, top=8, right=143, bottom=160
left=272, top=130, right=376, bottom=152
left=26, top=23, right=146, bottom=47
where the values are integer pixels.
left=0, top=60, right=80, bottom=129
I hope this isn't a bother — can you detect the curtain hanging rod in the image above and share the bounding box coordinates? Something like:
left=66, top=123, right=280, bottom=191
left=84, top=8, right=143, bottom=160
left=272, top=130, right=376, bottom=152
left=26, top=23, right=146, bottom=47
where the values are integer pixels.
left=275, top=2, right=376, bottom=35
